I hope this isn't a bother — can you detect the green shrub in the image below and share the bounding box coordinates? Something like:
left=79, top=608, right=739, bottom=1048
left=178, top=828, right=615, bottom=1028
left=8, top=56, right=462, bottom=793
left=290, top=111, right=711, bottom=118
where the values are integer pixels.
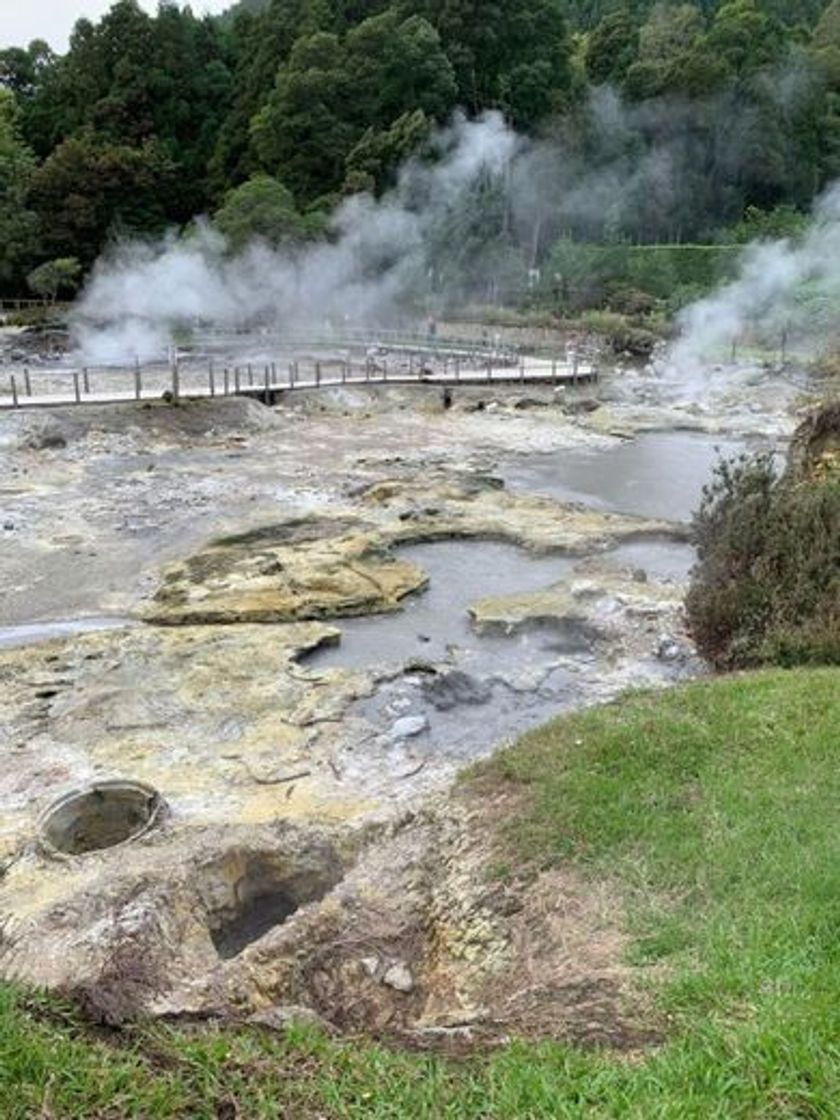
left=603, top=282, right=658, bottom=316
left=686, top=417, right=840, bottom=669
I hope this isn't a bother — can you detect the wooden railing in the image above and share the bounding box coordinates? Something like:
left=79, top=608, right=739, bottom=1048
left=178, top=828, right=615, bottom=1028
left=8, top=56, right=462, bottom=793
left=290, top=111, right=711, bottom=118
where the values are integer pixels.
left=1, top=347, right=599, bottom=410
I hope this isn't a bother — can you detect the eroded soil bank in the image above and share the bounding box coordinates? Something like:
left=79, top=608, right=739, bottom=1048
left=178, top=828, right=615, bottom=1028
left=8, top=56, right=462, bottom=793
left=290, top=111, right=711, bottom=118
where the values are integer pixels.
left=0, top=355, right=811, bottom=1045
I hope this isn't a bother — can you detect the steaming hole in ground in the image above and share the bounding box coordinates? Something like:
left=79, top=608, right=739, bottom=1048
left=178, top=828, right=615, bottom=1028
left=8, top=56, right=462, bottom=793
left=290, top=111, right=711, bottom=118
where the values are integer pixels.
left=307, top=537, right=694, bottom=758
left=500, top=431, right=759, bottom=522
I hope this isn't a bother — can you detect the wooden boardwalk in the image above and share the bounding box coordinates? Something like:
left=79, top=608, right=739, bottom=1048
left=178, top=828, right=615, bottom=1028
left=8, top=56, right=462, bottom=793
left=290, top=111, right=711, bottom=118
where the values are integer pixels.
left=0, top=354, right=597, bottom=411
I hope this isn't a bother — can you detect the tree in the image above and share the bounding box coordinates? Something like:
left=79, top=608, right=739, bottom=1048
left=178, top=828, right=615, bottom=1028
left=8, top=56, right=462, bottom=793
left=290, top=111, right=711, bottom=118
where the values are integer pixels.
left=252, top=12, right=455, bottom=203
left=404, top=0, right=572, bottom=126
left=213, top=174, right=306, bottom=249
left=586, top=6, right=640, bottom=87
left=27, top=257, right=82, bottom=302
left=425, top=165, right=524, bottom=303
left=251, top=32, right=354, bottom=200
left=22, top=1, right=231, bottom=213
left=0, top=89, right=39, bottom=292
left=28, top=134, right=178, bottom=265
left=344, top=12, right=456, bottom=130
left=211, top=0, right=335, bottom=189
left=0, top=41, right=55, bottom=98
left=706, top=0, right=786, bottom=74
left=345, top=108, right=432, bottom=195
left=814, top=0, right=840, bottom=48
left=811, top=0, right=840, bottom=88
left=625, top=3, right=705, bottom=98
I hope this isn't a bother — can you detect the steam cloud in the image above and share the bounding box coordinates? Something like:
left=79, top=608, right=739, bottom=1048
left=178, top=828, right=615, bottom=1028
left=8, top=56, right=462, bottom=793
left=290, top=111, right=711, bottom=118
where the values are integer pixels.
left=671, top=184, right=840, bottom=374
left=72, top=112, right=521, bottom=363
left=72, top=82, right=840, bottom=372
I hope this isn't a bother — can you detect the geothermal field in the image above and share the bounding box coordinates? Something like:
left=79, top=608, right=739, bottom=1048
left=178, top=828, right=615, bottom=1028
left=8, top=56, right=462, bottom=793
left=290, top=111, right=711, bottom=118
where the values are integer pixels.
left=0, top=318, right=815, bottom=1041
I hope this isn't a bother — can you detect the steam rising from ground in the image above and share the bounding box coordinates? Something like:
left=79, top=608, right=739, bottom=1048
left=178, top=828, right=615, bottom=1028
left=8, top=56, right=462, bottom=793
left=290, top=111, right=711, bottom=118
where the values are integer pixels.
left=72, top=113, right=521, bottom=363
left=672, top=183, right=840, bottom=378
left=72, top=88, right=840, bottom=375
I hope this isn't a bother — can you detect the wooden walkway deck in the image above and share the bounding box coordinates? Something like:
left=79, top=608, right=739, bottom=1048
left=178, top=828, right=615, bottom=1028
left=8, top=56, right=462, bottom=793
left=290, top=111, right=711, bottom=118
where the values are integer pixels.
left=0, top=355, right=597, bottom=411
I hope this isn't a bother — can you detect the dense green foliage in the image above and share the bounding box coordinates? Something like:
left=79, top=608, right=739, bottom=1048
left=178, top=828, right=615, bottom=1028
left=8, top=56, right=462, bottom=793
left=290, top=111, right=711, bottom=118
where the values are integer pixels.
left=2, top=669, right=839, bottom=1116
left=4, top=0, right=840, bottom=300
left=686, top=405, right=840, bottom=668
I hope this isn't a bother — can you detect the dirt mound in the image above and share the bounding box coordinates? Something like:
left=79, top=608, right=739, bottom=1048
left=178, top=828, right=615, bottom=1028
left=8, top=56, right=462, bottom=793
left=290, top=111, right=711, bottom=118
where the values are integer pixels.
left=6, top=397, right=281, bottom=446
left=15, top=796, right=655, bottom=1053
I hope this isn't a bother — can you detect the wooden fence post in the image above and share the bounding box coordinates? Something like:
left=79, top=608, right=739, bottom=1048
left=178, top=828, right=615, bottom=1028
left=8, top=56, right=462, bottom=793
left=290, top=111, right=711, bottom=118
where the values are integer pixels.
left=73, top=371, right=81, bottom=403
left=23, top=368, right=31, bottom=397
left=10, top=374, right=18, bottom=408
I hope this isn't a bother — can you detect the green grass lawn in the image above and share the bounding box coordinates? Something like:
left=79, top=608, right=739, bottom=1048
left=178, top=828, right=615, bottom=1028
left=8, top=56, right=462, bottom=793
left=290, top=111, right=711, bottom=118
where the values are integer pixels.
left=2, top=668, right=839, bottom=1118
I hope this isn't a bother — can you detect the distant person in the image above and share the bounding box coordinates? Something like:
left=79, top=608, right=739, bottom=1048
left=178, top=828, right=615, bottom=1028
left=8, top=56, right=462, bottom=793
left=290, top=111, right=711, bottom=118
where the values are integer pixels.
left=427, top=315, right=437, bottom=341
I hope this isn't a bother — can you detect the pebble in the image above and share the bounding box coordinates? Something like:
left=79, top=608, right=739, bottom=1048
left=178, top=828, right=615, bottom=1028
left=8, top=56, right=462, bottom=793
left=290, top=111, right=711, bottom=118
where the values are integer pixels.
left=389, top=715, right=428, bottom=741
left=382, top=961, right=414, bottom=994
left=657, top=635, right=684, bottom=662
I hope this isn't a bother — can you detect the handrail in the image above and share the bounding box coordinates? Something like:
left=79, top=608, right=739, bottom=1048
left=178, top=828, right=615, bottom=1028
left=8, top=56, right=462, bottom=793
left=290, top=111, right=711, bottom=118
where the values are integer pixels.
left=1, top=350, right=599, bottom=410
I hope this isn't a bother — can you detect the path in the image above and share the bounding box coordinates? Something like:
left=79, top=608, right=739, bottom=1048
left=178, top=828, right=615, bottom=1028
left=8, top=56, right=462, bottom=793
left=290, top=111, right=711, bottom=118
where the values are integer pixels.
left=1, top=354, right=597, bottom=411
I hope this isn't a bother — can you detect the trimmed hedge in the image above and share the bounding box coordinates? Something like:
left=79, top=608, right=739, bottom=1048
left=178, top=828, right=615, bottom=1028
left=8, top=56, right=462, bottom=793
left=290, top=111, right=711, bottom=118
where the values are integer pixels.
left=546, top=240, right=743, bottom=308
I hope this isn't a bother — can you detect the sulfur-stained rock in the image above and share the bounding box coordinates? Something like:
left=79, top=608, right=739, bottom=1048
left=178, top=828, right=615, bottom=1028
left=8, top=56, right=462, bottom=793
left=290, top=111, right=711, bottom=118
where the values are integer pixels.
left=360, top=471, right=678, bottom=554
left=146, top=519, right=428, bottom=626
left=468, top=563, right=684, bottom=643
left=143, top=472, right=677, bottom=629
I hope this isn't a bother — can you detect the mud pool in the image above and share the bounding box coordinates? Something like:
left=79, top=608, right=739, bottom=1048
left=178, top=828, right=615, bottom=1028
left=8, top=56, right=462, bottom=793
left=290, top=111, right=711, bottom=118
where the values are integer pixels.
left=501, top=430, right=758, bottom=521
left=309, top=540, right=578, bottom=671
left=307, top=536, right=696, bottom=759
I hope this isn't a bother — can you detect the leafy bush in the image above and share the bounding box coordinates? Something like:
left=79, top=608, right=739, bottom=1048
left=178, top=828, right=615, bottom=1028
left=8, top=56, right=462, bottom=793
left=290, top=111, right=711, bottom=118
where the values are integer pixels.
left=603, top=283, right=658, bottom=316
left=730, top=204, right=807, bottom=244
left=687, top=415, right=840, bottom=669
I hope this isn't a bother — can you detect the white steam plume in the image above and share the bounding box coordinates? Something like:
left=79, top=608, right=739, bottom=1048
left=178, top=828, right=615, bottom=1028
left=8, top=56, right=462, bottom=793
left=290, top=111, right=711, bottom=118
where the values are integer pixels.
left=672, top=183, right=840, bottom=378
left=71, top=112, right=521, bottom=364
